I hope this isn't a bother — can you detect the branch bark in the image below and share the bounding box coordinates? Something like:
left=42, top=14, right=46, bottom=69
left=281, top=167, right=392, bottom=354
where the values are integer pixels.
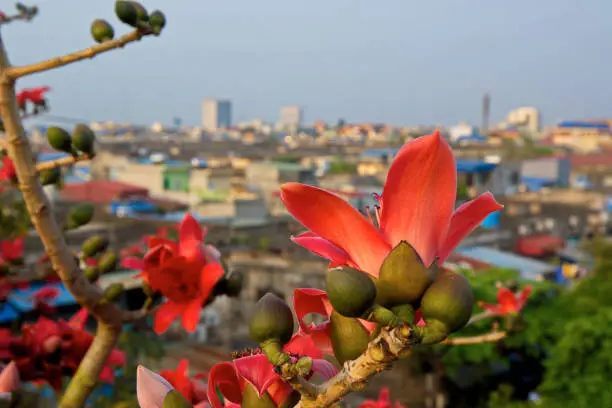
left=6, top=29, right=148, bottom=79
left=35, top=153, right=91, bottom=173
left=441, top=331, right=507, bottom=346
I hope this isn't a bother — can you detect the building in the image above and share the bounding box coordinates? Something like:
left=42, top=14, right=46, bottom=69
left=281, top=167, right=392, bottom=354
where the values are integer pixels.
left=548, top=121, right=612, bottom=153
left=501, top=107, right=541, bottom=135
left=278, top=105, right=302, bottom=131
left=202, top=99, right=232, bottom=131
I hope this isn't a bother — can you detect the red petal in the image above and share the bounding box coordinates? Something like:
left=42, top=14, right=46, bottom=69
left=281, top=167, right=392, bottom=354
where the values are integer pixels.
left=478, top=301, right=504, bottom=315
left=280, top=183, right=390, bottom=275
left=199, top=263, right=225, bottom=301
left=68, top=309, right=88, bottom=330
left=207, top=363, right=242, bottom=408
left=293, top=289, right=333, bottom=333
left=284, top=334, right=323, bottom=359
left=108, top=349, right=126, bottom=367
left=436, top=193, right=504, bottom=263
left=234, top=355, right=278, bottom=398
left=290, top=233, right=352, bottom=268
left=181, top=300, right=203, bottom=333
left=153, top=301, right=185, bottom=334
left=265, top=381, right=294, bottom=407
left=179, top=214, right=204, bottom=260
left=379, top=387, right=391, bottom=404
left=517, top=286, right=533, bottom=310
left=99, top=366, right=115, bottom=384
left=121, top=257, right=144, bottom=270
left=379, top=130, right=457, bottom=266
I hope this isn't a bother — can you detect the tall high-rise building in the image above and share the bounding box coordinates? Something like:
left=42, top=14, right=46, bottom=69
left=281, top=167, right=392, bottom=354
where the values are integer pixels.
left=202, top=99, right=232, bottom=131
left=278, top=105, right=302, bottom=130
left=482, top=92, right=491, bottom=132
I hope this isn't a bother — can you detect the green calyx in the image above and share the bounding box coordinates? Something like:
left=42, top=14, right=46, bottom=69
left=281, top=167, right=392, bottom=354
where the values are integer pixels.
left=81, top=235, right=109, bottom=258
left=326, top=266, right=376, bottom=318
left=241, top=383, right=276, bottom=408
left=115, top=1, right=139, bottom=27
left=91, top=19, right=114, bottom=43
left=162, top=390, right=193, bottom=408
left=72, top=124, right=96, bottom=156
left=248, top=293, right=294, bottom=345
left=102, top=283, right=125, bottom=303
left=46, top=126, right=73, bottom=154
left=418, top=270, right=474, bottom=344
left=329, top=310, right=370, bottom=364
left=374, top=241, right=438, bottom=308
left=39, top=167, right=61, bottom=186
left=65, top=204, right=94, bottom=230
left=84, top=266, right=100, bottom=283
left=97, top=250, right=118, bottom=274
left=130, top=2, right=149, bottom=22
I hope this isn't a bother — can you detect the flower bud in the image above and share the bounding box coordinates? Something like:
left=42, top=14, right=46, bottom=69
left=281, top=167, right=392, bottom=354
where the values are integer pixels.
left=326, top=266, right=376, bottom=318
left=375, top=241, right=438, bottom=308
left=46, top=126, right=73, bottom=154
left=65, top=204, right=94, bottom=230
left=39, top=167, right=61, bottom=186
left=98, top=251, right=118, bottom=274
left=418, top=271, right=474, bottom=345
left=102, top=283, right=125, bottom=302
left=115, top=1, right=139, bottom=27
left=130, top=2, right=149, bottom=22
left=249, top=293, right=294, bottom=345
left=224, top=270, right=243, bottom=297
left=72, top=124, right=96, bottom=156
left=162, top=389, right=193, bottom=408
left=149, top=10, right=166, bottom=35
left=84, top=266, right=100, bottom=283
left=329, top=311, right=370, bottom=364
left=81, top=235, right=109, bottom=258
left=91, top=19, right=114, bottom=43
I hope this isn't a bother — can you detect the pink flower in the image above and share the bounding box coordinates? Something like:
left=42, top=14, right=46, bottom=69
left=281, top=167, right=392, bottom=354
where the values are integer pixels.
left=137, top=365, right=210, bottom=408
left=0, top=361, right=20, bottom=395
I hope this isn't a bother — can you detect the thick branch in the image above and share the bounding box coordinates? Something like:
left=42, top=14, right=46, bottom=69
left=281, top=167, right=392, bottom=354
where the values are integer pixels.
left=58, top=323, right=120, bottom=408
left=6, top=29, right=148, bottom=79
left=35, top=153, right=90, bottom=173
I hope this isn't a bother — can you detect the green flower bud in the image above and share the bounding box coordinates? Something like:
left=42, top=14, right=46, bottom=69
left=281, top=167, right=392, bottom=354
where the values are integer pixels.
left=326, top=266, right=376, bottom=318
left=115, top=1, right=139, bottom=27
left=91, top=19, right=114, bottom=43
left=374, top=241, right=438, bottom=308
left=102, top=283, right=124, bottom=302
left=249, top=293, right=294, bottom=345
left=149, top=10, right=166, bottom=35
left=39, top=167, right=61, bottom=186
left=417, top=271, right=474, bottom=345
left=46, top=127, right=73, bottom=154
left=130, top=2, right=148, bottom=22
left=66, top=204, right=94, bottom=229
left=72, top=124, right=96, bottom=156
left=162, top=390, right=193, bottom=408
left=84, top=266, right=100, bottom=283
left=329, top=311, right=370, bottom=364
left=98, top=251, right=118, bottom=274
left=81, top=235, right=109, bottom=258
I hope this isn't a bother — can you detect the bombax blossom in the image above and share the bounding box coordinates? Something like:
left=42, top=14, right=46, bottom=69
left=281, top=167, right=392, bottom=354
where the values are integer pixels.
left=357, top=387, right=406, bottom=408
left=122, top=214, right=224, bottom=334
left=280, top=130, right=503, bottom=277
left=207, top=335, right=337, bottom=408
left=479, top=285, right=533, bottom=316
left=137, top=363, right=209, bottom=408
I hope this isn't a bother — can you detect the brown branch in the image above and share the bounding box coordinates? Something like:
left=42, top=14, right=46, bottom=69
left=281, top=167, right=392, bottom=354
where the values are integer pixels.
left=35, top=153, right=90, bottom=173
left=6, top=29, right=150, bottom=79
left=441, top=331, right=507, bottom=346
left=0, top=12, right=37, bottom=26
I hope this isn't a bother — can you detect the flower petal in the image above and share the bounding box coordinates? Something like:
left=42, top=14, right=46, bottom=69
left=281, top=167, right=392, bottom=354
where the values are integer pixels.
left=199, top=263, right=225, bottom=302
left=284, top=333, right=323, bottom=359
left=121, top=257, right=144, bottom=270
left=517, top=286, right=533, bottom=310
left=99, top=366, right=116, bottom=384
left=207, top=362, right=242, bottom=407
left=312, top=359, right=338, bottom=381
left=436, top=192, right=504, bottom=263
left=137, top=365, right=174, bottom=408
left=280, top=183, right=390, bottom=275
left=68, top=309, right=88, bottom=330
left=0, top=362, right=20, bottom=393
left=179, top=214, right=206, bottom=260
left=290, top=234, right=352, bottom=268
left=153, top=301, right=185, bottom=334
left=380, top=130, right=457, bottom=266
left=293, top=289, right=333, bottom=333
left=234, top=355, right=279, bottom=398
left=181, top=300, right=203, bottom=333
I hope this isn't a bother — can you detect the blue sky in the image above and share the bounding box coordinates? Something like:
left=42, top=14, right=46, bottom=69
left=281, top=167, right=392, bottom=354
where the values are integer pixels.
left=2, top=0, right=609, bottom=127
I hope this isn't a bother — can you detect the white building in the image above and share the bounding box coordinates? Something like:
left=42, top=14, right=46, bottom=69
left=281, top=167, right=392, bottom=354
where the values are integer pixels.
left=202, top=99, right=232, bottom=131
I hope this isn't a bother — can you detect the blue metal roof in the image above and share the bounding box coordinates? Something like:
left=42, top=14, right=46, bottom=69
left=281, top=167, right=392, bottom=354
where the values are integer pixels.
left=455, top=246, right=555, bottom=280
left=521, top=176, right=556, bottom=191
left=38, top=152, right=70, bottom=162
left=557, top=121, right=609, bottom=129
left=8, top=283, right=77, bottom=312
left=456, top=160, right=497, bottom=173
left=0, top=303, right=19, bottom=323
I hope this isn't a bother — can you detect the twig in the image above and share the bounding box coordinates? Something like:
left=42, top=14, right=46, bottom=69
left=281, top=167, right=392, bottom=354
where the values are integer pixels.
left=0, top=13, right=36, bottom=26
left=6, top=29, right=150, bottom=79
left=441, top=331, right=507, bottom=346
left=35, top=153, right=90, bottom=173
left=466, top=311, right=492, bottom=326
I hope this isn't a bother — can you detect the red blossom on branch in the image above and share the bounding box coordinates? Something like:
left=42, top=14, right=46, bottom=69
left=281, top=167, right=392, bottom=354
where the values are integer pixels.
left=280, top=130, right=503, bottom=276
left=158, top=360, right=209, bottom=407
left=357, top=387, right=407, bottom=408
left=478, top=285, right=533, bottom=316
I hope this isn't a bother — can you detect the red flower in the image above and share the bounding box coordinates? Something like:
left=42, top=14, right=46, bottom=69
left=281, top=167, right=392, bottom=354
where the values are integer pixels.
left=0, top=237, right=23, bottom=264
left=207, top=335, right=337, bottom=408
left=127, top=214, right=225, bottom=334
left=31, top=286, right=60, bottom=315
left=0, top=156, right=16, bottom=182
left=293, top=288, right=377, bottom=355
left=358, top=387, right=406, bottom=408
left=478, top=285, right=533, bottom=316
left=159, top=359, right=208, bottom=406
left=280, top=130, right=503, bottom=277
left=15, top=87, right=50, bottom=105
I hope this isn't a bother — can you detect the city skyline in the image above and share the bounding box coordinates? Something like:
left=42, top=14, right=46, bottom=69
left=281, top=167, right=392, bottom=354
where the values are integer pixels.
left=6, top=0, right=611, bottom=127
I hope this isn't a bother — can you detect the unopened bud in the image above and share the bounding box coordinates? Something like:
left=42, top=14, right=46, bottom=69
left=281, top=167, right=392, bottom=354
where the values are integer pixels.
left=66, top=203, right=94, bottom=230
left=39, top=167, right=61, bottom=186
left=294, top=356, right=313, bottom=376
left=249, top=293, right=294, bottom=345
left=46, top=127, right=73, bottom=154
left=326, top=266, right=376, bottom=318
left=91, top=19, right=114, bottom=43
left=98, top=251, right=118, bottom=274
left=149, top=10, right=166, bottom=35
left=162, top=390, right=193, bottom=408
left=81, top=235, right=109, bottom=258
left=130, top=2, right=148, bottom=22
left=72, top=124, right=96, bottom=156
left=102, top=283, right=124, bottom=302
left=84, top=266, right=100, bottom=283
left=115, top=1, right=139, bottom=27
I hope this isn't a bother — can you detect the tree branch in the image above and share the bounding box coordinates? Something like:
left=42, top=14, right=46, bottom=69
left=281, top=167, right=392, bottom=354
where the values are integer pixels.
left=441, top=331, right=507, bottom=346
left=35, top=153, right=91, bottom=173
left=58, top=323, right=120, bottom=408
left=5, top=29, right=150, bottom=79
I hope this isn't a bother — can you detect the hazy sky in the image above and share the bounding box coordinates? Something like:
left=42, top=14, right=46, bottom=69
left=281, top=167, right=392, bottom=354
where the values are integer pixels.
left=2, top=0, right=609, bottom=127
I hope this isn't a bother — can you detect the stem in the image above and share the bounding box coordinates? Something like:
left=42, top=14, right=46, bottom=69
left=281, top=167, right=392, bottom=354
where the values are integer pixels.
left=35, top=153, right=91, bottom=173
left=6, top=29, right=149, bottom=79
left=58, top=323, right=120, bottom=408
left=466, top=311, right=492, bottom=326
left=441, top=331, right=507, bottom=346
